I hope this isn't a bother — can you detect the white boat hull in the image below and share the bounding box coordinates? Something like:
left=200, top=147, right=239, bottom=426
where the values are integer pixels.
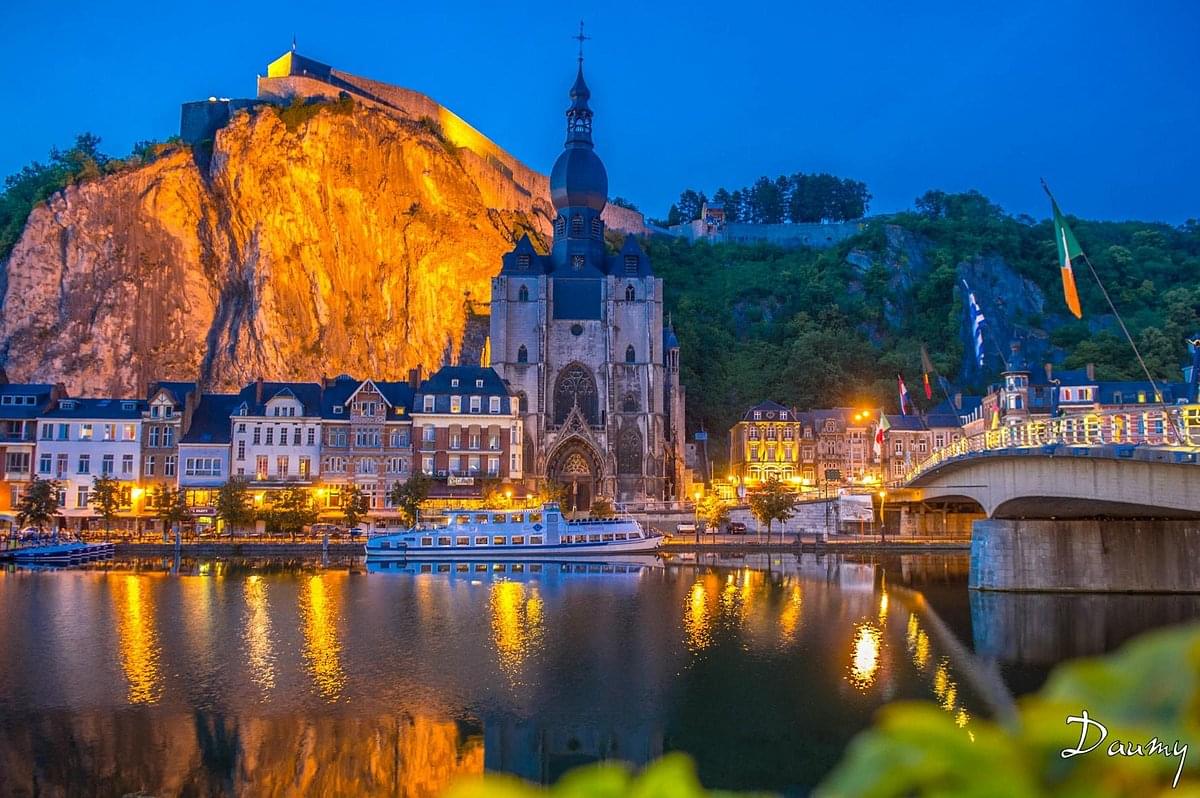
left=365, top=534, right=661, bottom=561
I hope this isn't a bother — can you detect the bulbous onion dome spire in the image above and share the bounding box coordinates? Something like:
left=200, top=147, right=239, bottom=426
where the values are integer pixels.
left=550, top=62, right=608, bottom=213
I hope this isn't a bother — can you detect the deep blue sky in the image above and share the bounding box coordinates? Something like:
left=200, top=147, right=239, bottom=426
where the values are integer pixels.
left=1, top=1, right=1196, bottom=223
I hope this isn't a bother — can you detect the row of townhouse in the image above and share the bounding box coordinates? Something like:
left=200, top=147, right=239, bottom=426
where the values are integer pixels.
left=0, top=366, right=522, bottom=534
left=726, top=398, right=972, bottom=490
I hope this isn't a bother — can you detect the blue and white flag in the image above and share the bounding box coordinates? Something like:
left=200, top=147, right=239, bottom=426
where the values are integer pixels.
left=963, top=280, right=986, bottom=367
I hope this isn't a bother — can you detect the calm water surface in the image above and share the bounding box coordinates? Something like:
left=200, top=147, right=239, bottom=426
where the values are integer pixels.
left=1, top=552, right=1198, bottom=796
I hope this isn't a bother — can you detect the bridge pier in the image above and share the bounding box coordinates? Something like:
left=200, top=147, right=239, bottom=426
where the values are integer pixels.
left=970, top=518, right=1200, bottom=592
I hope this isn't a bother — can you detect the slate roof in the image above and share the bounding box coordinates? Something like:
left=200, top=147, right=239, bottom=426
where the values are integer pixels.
left=883, top=414, right=927, bottom=431
left=0, top=384, right=58, bottom=419
left=180, top=394, right=240, bottom=445
left=741, top=400, right=793, bottom=422
left=147, top=380, right=196, bottom=404
left=234, top=382, right=324, bottom=416
left=499, top=233, right=654, bottom=278
left=415, top=366, right=514, bottom=414
left=319, top=376, right=414, bottom=420
left=43, top=397, right=148, bottom=419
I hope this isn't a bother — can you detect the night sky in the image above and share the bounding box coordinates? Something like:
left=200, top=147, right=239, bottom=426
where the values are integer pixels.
left=1, top=0, right=1196, bottom=223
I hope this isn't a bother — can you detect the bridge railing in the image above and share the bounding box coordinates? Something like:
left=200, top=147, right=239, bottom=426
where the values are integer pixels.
left=904, top=404, right=1200, bottom=483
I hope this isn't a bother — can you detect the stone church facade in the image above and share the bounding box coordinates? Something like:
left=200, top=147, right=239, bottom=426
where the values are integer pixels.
left=488, top=59, right=686, bottom=511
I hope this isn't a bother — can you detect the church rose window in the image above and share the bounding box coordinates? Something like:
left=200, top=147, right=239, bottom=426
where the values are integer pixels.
left=617, top=425, right=642, bottom=474
left=554, top=364, right=599, bottom=425
left=563, top=453, right=591, bottom=475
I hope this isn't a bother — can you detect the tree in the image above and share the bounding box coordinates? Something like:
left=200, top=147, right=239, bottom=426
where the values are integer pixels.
left=215, top=477, right=254, bottom=537
left=696, top=494, right=731, bottom=533
left=16, top=476, right=60, bottom=533
left=341, top=484, right=368, bottom=533
left=589, top=497, right=615, bottom=517
left=534, top=480, right=568, bottom=506
left=748, top=478, right=797, bottom=544
left=677, top=190, right=707, bottom=223
left=389, top=472, right=431, bottom=528
left=274, top=487, right=317, bottom=541
left=610, top=196, right=640, bottom=212
left=154, top=486, right=190, bottom=542
left=88, top=475, right=121, bottom=536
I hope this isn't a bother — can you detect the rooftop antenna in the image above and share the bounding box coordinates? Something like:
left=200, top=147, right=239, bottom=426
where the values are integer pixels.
left=573, top=20, right=591, bottom=63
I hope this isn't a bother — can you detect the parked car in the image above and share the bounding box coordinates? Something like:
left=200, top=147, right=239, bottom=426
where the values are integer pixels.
left=676, top=521, right=697, bottom=534
left=728, top=522, right=748, bottom=535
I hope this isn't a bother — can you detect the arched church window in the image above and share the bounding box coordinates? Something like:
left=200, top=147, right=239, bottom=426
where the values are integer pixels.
left=571, top=214, right=583, bottom=236
left=624, top=284, right=635, bottom=302
left=517, top=345, right=528, bottom=363
left=518, top=285, right=529, bottom=302
left=516, top=392, right=529, bottom=412
left=555, top=217, right=565, bottom=237
left=554, top=364, right=599, bottom=426
left=617, top=425, right=643, bottom=474
left=625, top=345, right=636, bottom=363
left=621, top=391, right=639, bottom=412
left=591, top=216, right=602, bottom=238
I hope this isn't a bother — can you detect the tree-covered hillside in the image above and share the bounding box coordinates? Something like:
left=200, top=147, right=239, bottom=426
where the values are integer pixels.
left=650, top=190, right=1200, bottom=463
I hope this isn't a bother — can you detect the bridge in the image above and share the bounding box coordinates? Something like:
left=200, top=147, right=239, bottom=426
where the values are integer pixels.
left=899, top=406, right=1200, bottom=593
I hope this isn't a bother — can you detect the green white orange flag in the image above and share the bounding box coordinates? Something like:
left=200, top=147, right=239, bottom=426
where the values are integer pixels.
left=1043, top=181, right=1084, bottom=318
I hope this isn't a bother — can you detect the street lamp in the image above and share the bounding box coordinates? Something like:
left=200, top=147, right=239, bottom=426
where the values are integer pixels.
left=130, top=486, right=144, bottom=541
left=693, top=489, right=702, bottom=544
left=878, top=489, right=888, bottom=543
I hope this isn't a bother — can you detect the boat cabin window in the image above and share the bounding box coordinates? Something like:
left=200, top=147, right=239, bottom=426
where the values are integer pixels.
left=380, top=541, right=392, bottom=549
left=437, top=536, right=451, bottom=546
left=530, top=513, right=542, bottom=523
left=511, top=563, right=524, bottom=573
left=420, top=563, right=432, bottom=573
left=530, top=536, right=543, bottom=545
left=456, top=536, right=469, bottom=546
left=456, top=563, right=469, bottom=572
left=602, top=534, right=614, bottom=541
left=492, top=536, right=506, bottom=545
left=475, top=536, right=488, bottom=545
left=437, top=563, right=450, bottom=573
left=512, top=536, right=525, bottom=545
left=421, top=537, right=433, bottom=547
left=511, top=512, right=525, bottom=523
left=588, top=534, right=601, bottom=542
left=475, top=514, right=490, bottom=524
left=455, top=514, right=471, bottom=525
left=474, top=563, right=487, bottom=572
left=615, top=533, right=626, bottom=541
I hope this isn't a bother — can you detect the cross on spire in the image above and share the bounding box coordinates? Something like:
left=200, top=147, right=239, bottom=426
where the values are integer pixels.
left=573, top=20, right=591, bottom=63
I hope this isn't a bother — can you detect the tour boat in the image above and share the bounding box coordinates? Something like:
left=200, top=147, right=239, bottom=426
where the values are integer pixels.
left=364, top=503, right=661, bottom=561
left=366, top=555, right=662, bottom=577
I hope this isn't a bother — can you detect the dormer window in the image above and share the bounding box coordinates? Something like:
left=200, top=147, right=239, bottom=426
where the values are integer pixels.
left=60, top=400, right=76, bottom=410
left=517, top=253, right=531, bottom=270
left=451, top=379, right=459, bottom=387
left=624, top=255, right=638, bottom=275
left=121, top=401, right=135, bottom=411
left=475, top=379, right=484, bottom=388
left=333, top=406, right=344, bottom=414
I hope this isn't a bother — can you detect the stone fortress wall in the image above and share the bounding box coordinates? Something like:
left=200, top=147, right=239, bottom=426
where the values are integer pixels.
left=180, top=54, right=648, bottom=237
left=663, top=218, right=865, bottom=250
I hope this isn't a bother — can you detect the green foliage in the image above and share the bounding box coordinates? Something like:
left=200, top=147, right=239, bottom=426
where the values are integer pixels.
left=16, top=476, right=60, bottom=532
left=818, top=622, right=1200, bottom=796
left=265, top=487, right=317, bottom=538
left=389, top=472, right=431, bottom=527
left=747, top=478, right=796, bottom=543
left=340, top=484, right=368, bottom=530
left=154, top=485, right=189, bottom=532
left=88, top=475, right=121, bottom=534
left=589, top=497, right=615, bottom=517
left=672, top=172, right=870, bottom=224
left=696, top=494, right=730, bottom=531
left=215, top=477, right=254, bottom=535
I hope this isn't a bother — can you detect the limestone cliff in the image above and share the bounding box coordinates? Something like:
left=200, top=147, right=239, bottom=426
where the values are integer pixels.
left=0, top=103, right=551, bottom=395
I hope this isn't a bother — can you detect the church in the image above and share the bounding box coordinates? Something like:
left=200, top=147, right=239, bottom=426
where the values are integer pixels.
left=488, top=56, right=686, bottom=511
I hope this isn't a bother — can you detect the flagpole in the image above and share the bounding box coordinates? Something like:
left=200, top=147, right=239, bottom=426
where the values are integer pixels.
left=1041, top=179, right=1179, bottom=438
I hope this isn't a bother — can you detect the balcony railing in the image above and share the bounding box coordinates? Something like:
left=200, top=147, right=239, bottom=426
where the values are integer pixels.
left=903, top=405, right=1200, bottom=484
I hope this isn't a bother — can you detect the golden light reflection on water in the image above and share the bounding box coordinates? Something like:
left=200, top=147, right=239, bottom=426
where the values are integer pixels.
left=848, top=622, right=881, bottom=690
left=243, top=575, right=275, bottom=694
left=300, top=574, right=346, bottom=701
left=489, top=580, right=544, bottom=681
left=778, top=583, right=803, bottom=644
left=905, top=612, right=931, bottom=670
left=683, top=580, right=713, bottom=652
left=877, top=591, right=889, bottom=624
left=113, top=575, right=163, bottom=704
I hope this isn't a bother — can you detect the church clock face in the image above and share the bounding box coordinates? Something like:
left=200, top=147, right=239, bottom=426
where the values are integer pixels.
left=572, top=254, right=585, bottom=271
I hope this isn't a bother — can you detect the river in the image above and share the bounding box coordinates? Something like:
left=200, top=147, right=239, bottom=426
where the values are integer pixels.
left=1, top=552, right=1197, bottom=796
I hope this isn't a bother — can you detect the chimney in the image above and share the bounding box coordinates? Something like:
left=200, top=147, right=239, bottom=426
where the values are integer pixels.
left=52, top=382, right=67, bottom=401
left=1086, top=363, right=1095, bottom=381
left=408, top=367, right=422, bottom=391
left=321, top=373, right=330, bottom=389
left=255, top=377, right=264, bottom=405
left=182, top=387, right=200, bottom=435
left=1045, top=362, right=1053, bottom=382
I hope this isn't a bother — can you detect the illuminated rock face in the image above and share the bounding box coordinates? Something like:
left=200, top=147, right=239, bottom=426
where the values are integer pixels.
left=0, top=104, right=548, bottom=395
